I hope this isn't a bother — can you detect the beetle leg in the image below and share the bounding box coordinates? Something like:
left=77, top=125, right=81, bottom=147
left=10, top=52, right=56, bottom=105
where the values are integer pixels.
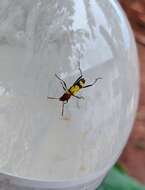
left=55, top=74, right=67, bottom=91
left=61, top=100, right=69, bottom=116
left=72, top=95, right=85, bottom=99
left=61, top=102, right=65, bottom=116
left=47, top=97, right=59, bottom=100
left=83, top=77, right=102, bottom=88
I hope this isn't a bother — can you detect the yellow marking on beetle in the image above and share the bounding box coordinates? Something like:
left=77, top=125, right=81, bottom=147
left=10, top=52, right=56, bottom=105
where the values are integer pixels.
left=79, top=80, right=85, bottom=87
left=69, top=85, right=80, bottom=95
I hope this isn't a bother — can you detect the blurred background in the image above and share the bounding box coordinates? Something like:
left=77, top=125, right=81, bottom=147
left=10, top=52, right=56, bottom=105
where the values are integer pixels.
left=98, top=1, right=145, bottom=189
left=119, top=0, right=145, bottom=185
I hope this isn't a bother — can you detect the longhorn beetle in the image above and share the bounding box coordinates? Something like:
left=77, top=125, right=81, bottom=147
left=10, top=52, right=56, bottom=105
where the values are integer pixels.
left=47, top=61, right=102, bottom=116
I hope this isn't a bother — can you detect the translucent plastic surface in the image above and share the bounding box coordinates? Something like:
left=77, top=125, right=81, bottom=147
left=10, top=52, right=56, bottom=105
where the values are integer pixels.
left=0, top=0, right=139, bottom=182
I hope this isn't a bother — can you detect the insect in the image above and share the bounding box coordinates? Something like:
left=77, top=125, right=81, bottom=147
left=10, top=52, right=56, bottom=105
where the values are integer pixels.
left=47, top=61, right=102, bottom=116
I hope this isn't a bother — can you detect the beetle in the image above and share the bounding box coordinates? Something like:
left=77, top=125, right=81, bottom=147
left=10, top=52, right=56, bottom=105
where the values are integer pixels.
left=47, top=61, right=102, bottom=116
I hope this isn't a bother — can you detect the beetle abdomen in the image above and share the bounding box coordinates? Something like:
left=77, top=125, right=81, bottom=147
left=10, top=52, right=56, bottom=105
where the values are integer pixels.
left=59, top=93, right=71, bottom=101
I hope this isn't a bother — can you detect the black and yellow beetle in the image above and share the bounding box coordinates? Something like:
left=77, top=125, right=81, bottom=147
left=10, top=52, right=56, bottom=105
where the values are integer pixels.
left=47, top=61, right=102, bottom=116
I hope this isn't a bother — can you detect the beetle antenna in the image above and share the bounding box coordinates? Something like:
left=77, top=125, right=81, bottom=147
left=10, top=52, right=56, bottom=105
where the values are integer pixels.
left=77, top=52, right=83, bottom=76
